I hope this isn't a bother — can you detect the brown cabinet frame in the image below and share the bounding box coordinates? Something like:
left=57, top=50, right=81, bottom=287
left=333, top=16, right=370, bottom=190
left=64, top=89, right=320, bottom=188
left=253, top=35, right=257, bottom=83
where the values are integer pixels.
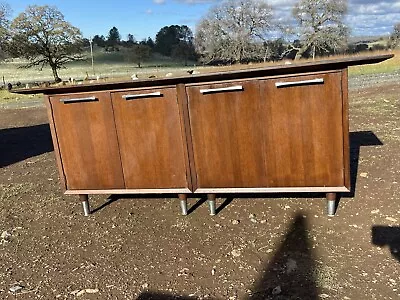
left=14, top=55, right=393, bottom=216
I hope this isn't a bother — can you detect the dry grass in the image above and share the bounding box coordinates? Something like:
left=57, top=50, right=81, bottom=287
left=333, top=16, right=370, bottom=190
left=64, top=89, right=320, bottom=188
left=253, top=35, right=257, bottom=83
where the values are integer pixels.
left=0, top=50, right=398, bottom=85
left=0, top=89, right=41, bottom=102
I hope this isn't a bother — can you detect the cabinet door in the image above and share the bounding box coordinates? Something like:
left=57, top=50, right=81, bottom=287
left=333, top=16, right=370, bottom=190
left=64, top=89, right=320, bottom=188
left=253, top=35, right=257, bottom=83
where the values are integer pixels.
left=50, top=92, right=125, bottom=190
left=111, top=88, right=189, bottom=189
left=187, top=81, right=267, bottom=188
left=260, top=72, right=344, bottom=187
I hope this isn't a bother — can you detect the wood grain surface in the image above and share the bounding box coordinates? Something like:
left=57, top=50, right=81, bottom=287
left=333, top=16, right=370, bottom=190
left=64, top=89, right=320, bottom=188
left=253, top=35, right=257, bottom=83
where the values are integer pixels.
left=111, top=87, right=189, bottom=189
left=187, top=80, right=267, bottom=188
left=50, top=92, right=125, bottom=190
left=261, top=72, right=344, bottom=187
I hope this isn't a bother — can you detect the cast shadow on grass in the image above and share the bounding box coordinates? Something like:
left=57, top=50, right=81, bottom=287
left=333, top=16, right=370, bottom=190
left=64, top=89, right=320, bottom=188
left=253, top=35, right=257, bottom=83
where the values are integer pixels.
left=372, top=226, right=400, bottom=262
left=137, top=214, right=319, bottom=300
left=0, top=124, right=53, bottom=168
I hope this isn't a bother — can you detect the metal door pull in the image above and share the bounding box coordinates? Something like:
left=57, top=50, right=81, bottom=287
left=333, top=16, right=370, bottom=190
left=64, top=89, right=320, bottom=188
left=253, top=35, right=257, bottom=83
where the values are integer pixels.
left=122, top=92, right=162, bottom=99
left=275, top=78, right=324, bottom=87
left=200, top=85, right=243, bottom=94
left=60, top=96, right=97, bottom=103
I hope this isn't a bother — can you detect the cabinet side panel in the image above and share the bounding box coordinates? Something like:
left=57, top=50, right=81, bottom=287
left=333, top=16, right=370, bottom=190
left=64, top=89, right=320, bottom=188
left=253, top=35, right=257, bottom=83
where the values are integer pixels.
left=45, top=95, right=67, bottom=191
left=341, top=69, right=351, bottom=190
left=112, top=87, right=188, bottom=189
left=261, top=72, right=344, bottom=187
left=50, top=92, right=125, bottom=190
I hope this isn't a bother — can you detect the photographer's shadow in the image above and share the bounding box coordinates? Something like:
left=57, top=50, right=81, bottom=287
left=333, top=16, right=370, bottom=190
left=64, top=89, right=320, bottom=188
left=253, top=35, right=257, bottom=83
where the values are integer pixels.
left=372, top=226, right=400, bottom=262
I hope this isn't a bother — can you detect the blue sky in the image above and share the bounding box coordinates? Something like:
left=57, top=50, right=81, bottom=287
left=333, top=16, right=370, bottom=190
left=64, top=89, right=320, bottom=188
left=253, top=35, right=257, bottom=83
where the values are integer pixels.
left=11, top=0, right=214, bottom=41
left=10, top=0, right=400, bottom=40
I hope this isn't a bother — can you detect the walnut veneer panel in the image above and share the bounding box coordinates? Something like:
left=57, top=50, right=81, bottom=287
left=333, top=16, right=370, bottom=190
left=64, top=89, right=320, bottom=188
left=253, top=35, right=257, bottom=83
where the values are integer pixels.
left=260, top=72, right=344, bottom=187
left=111, top=87, right=189, bottom=189
left=50, top=92, right=125, bottom=190
left=187, top=81, right=267, bottom=188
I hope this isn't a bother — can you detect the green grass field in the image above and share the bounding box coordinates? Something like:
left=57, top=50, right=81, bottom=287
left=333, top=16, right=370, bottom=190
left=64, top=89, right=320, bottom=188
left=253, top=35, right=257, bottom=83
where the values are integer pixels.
left=348, top=50, right=400, bottom=76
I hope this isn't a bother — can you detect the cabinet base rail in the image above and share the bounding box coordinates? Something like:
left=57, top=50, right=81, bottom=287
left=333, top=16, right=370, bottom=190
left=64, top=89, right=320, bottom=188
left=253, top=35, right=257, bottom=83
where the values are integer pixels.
left=77, top=192, right=338, bottom=217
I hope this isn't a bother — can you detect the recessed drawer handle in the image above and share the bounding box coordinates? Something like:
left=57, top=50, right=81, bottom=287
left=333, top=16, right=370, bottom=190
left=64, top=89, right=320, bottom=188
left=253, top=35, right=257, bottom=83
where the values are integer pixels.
left=200, top=85, right=243, bottom=94
left=60, top=96, right=97, bottom=103
left=275, top=78, right=324, bottom=88
left=122, top=92, right=162, bottom=99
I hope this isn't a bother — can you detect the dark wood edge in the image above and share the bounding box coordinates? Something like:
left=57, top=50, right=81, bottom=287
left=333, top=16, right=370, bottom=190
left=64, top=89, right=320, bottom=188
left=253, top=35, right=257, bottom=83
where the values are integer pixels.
left=65, top=188, right=192, bottom=195
left=64, top=187, right=350, bottom=194
left=193, top=187, right=351, bottom=193
left=13, top=54, right=394, bottom=95
left=184, top=69, right=342, bottom=87
left=341, top=68, right=351, bottom=190
left=45, top=95, right=68, bottom=191
left=108, top=91, right=126, bottom=188
left=176, top=84, right=197, bottom=191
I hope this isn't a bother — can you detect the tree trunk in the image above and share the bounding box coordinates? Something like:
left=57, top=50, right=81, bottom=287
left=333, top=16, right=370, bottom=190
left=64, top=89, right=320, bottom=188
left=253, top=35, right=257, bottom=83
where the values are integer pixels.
left=51, top=65, right=61, bottom=83
left=312, top=45, right=316, bottom=60
left=294, top=45, right=308, bottom=60
left=264, top=46, right=269, bottom=63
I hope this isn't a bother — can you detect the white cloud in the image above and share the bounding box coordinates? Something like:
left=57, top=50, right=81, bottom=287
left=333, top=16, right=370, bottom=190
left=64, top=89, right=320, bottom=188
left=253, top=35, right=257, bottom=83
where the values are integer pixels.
left=267, top=0, right=400, bottom=36
left=146, top=9, right=153, bottom=14
left=160, top=0, right=399, bottom=36
left=174, top=0, right=218, bottom=4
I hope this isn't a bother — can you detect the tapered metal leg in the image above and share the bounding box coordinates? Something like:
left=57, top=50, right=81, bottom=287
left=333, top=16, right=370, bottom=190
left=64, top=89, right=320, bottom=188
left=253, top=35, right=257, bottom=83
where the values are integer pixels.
left=326, top=193, right=336, bottom=217
left=208, top=194, right=216, bottom=216
left=80, top=194, right=90, bottom=216
left=179, top=194, right=188, bottom=216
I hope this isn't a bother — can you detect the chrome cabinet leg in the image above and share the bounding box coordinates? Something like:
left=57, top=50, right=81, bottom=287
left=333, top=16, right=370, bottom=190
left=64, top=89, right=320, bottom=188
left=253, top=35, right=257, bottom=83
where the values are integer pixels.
left=80, top=194, right=90, bottom=216
left=208, top=194, right=216, bottom=216
left=326, top=193, right=336, bottom=217
left=179, top=194, right=188, bottom=216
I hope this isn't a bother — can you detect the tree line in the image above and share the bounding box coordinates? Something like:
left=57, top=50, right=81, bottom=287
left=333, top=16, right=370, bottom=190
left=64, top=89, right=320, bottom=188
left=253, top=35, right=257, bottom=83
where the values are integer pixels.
left=88, top=24, right=197, bottom=67
left=0, top=0, right=399, bottom=83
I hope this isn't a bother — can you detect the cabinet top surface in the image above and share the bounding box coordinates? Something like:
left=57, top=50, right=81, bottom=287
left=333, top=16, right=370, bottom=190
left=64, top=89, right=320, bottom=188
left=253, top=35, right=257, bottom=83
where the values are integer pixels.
left=13, top=54, right=393, bottom=95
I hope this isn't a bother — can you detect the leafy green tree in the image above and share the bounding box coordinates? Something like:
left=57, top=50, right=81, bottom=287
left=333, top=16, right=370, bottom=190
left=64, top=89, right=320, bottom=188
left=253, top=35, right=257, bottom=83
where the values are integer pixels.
left=155, top=25, right=193, bottom=56
left=93, top=34, right=106, bottom=47
left=127, top=44, right=152, bottom=68
left=0, top=2, right=11, bottom=59
left=172, top=41, right=196, bottom=65
left=9, top=5, right=84, bottom=82
left=126, top=33, right=136, bottom=46
left=107, top=26, right=121, bottom=49
left=140, top=37, right=155, bottom=49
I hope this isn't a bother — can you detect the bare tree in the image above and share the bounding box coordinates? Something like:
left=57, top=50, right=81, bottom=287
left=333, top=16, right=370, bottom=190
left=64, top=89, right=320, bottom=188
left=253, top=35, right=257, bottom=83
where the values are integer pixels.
left=195, top=0, right=274, bottom=64
left=291, top=0, right=348, bottom=60
left=9, top=5, right=84, bottom=82
left=389, top=23, right=400, bottom=49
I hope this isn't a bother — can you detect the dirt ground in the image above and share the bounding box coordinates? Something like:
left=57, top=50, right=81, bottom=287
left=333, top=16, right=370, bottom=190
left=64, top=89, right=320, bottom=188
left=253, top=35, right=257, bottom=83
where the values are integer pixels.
left=0, top=73, right=399, bottom=299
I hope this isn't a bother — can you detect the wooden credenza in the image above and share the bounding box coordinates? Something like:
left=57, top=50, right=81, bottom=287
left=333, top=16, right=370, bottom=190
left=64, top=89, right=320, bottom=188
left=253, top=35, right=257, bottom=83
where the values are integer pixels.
left=14, top=54, right=393, bottom=216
